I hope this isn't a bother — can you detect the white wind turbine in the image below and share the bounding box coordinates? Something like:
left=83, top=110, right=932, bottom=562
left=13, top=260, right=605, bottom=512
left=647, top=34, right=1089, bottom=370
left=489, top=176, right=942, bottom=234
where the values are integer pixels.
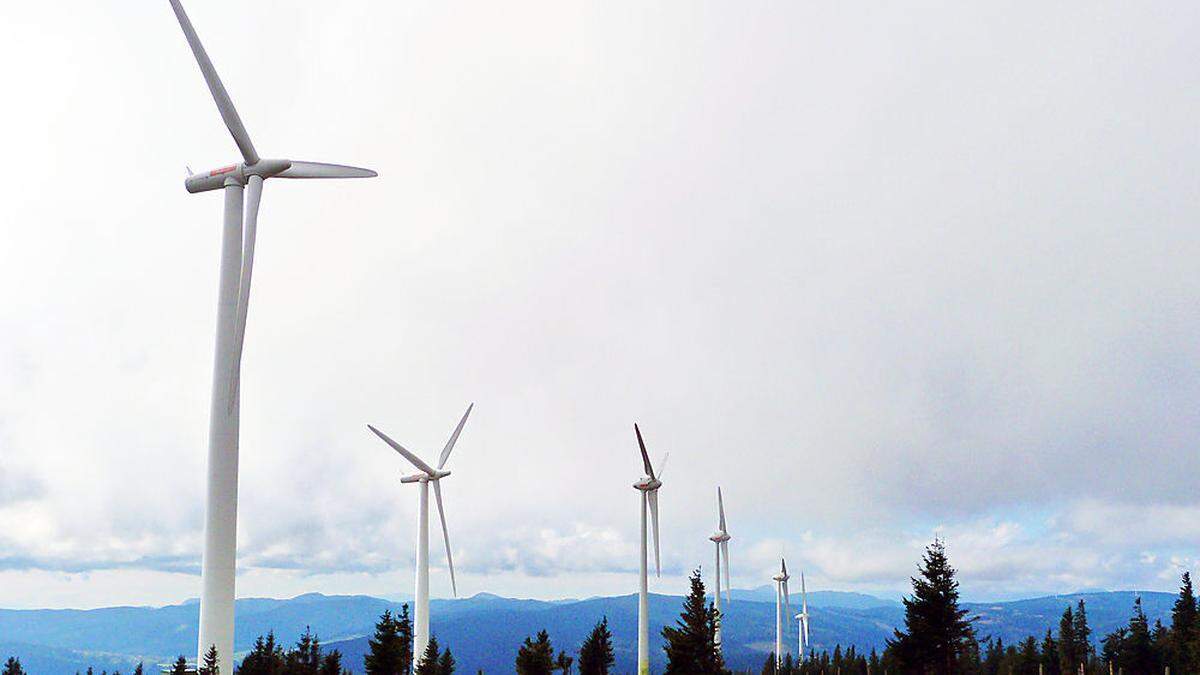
left=773, top=558, right=792, bottom=671
left=167, top=1, right=376, bottom=669
left=633, top=424, right=667, bottom=675
left=708, top=487, right=732, bottom=652
left=795, top=572, right=810, bottom=661
left=368, top=404, right=473, bottom=661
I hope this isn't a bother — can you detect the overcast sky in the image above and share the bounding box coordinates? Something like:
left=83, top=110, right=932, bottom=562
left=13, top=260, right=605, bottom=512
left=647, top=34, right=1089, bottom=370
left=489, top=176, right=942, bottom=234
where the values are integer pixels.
left=2, top=0, right=1200, bottom=610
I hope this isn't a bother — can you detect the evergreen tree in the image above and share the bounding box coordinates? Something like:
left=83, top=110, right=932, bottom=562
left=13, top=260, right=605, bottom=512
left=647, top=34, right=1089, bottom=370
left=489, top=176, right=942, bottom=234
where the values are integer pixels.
left=198, top=644, right=220, bottom=675
left=577, top=618, right=615, bottom=675
left=438, top=647, right=456, bottom=675
left=364, top=608, right=414, bottom=675
left=516, top=630, right=556, bottom=675
left=1071, top=599, right=1091, bottom=664
left=1040, top=629, right=1061, bottom=675
left=661, top=568, right=725, bottom=674
left=1121, top=596, right=1155, bottom=673
left=759, top=654, right=775, bottom=675
left=555, top=651, right=573, bottom=674
left=1057, top=605, right=1078, bottom=674
left=133, top=664, right=144, bottom=675
left=3, top=657, right=25, bottom=675
left=414, top=636, right=441, bottom=675
left=239, top=632, right=285, bottom=675
left=170, top=656, right=189, bottom=675
left=286, top=627, right=322, bottom=675
left=1172, top=571, right=1198, bottom=672
left=319, top=650, right=347, bottom=675
left=1100, top=627, right=1126, bottom=670
left=887, top=539, right=976, bottom=674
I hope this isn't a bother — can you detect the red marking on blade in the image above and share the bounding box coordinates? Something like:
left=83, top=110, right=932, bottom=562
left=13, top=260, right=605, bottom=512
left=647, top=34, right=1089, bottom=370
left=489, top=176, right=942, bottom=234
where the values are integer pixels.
left=209, top=165, right=237, bottom=176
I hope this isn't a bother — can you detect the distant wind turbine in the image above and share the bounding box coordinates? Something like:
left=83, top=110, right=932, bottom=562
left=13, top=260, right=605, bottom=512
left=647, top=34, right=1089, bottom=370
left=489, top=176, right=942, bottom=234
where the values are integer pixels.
left=773, top=558, right=792, bottom=670
left=633, top=424, right=667, bottom=675
left=795, top=571, right=810, bottom=660
left=167, top=0, right=376, bottom=669
left=368, top=404, right=473, bottom=660
left=709, top=487, right=732, bottom=652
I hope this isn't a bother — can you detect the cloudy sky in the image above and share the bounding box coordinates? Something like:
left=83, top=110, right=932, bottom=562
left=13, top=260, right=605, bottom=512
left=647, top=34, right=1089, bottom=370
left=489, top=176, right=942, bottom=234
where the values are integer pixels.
left=2, top=1, right=1200, bottom=610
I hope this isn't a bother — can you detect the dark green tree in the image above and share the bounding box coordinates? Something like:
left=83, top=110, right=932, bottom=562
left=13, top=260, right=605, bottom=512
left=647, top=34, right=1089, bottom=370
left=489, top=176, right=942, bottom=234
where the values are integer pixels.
left=285, top=627, right=322, bottom=675
left=437, top=647, right=456, bottom=675
left=364, top=608, right=414, bottom=675
left=555, top=650, right=573, bottom=674
left=414, top=636, right=441, bottom=675
left=887, top=539, right=976, bottom=674
left=1120, top=596, right=1156, bottom=673
left=198, top=644, right=220, bottom=675
left=1040, top=629, right=1061, bottom=675
left=170, top=656, right=189, bottom=675
left=1057, top=605, right=1079, bottom=673
left=318, top=650, right=347, bottom=675
left=239, top=632, right=285, bottom=675
left=661, top=568, right=725, bottom=674
left=515, top=630, right=556, bottom=675
left=1071, top=599, right=1092, bottom=665
left=1171, top=571, right=1198, bottom=672
left=577, top=617, right=615, bottom=675
left=3, top=657, right=25, bottom=675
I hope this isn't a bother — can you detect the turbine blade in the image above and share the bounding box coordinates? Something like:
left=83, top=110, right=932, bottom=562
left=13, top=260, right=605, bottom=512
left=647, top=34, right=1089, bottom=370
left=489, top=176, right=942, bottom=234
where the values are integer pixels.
left=720, top=540, right=731, bottom=603
left=367, top=425, right=436, bottom=475
left=717, top=486, right=726, bottom=532
left=647, top=488, right=661, bottom=577
left=657, top=452, right=670, bottom=480
left=433, top=480, right=457, bottom=597
left=277, top=161, right=378, bottom=179
left=228, top=175, right=262, bottom=410
left=437, top=403, right=473, bottom=470
left=167, top=0, right=259, bottom=165
left=784, top=579, right=791, bottom=622
left=634, top=424, right=654, bottom=479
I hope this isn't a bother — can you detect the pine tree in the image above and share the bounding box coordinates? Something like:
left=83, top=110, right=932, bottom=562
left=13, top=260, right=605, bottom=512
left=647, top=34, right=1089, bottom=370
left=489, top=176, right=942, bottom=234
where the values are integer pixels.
left=1172, top=572, right=1198, bottom=672
left=3, top=657, right=25, bottom=675
left=239, top=632, right=285, bottom=675
left=1057, top=605, right=1078, bottom=673
left=1071, top=599, right=1091, bottom=665
left=286, top=627, right=322, bottom=675
left=887, top=539, right=976, bottom=674
left=1040, top=629, right=1061, bottom=675
left=198, top=644, right=220, bottom=675
left=438, top=647, right=456, bottom=675
left=364, top=609, right=414, bottom=675
left=516, top=631, right=556, bottom=675
left=577, top=618, right=615, bottom=675
left=319, top=650, right=347, bottom=675
left=414, top=636, right=441, bottom=675
left=1121, top=596, right=1155, bottom=673
left=170, top=656, right=189, bottom=675
left=555, top=651, right=573, bottom=674
left=661, top=568, right=725, bottom=674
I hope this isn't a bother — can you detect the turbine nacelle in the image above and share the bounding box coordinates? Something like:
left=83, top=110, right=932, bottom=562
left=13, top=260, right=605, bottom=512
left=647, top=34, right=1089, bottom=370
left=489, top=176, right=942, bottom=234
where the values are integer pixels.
left=185, top=159, right=377, bottom=193
left=399, top=470, right=451, bottom=483
left=633, top=477, right=662, bottom=491
left=709, top=531, right=731, bottom=543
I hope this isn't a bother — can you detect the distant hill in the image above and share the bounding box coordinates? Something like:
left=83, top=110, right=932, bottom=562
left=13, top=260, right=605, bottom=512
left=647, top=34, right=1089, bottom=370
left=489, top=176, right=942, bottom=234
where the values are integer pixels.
left=0, top=590, right=1177, bottom=674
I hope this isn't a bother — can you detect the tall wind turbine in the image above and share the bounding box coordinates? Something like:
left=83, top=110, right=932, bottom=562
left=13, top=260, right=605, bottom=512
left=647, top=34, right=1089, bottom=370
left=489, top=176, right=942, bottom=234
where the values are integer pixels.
left=167, top=1, right=376, bottom=669
left=633, top=424, right=666, bottom=675
left=708, top=487, right=732, bottom=652
left=795, top=572, right=810, bottom=661
left=773, top=558, right=792, bottom=671
left=368, top=404, right=473, bottom=661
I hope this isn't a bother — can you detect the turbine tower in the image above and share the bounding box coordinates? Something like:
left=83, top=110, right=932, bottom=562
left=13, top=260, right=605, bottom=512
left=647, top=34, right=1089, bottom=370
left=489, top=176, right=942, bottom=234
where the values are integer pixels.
left=795, top=571, right=810, bottom=661
left=167, top=1, right=376, bottom=669
left=773, top=558, right=792, bottom=671
left=368, top=404, right=473, bottom=661
left=633, top=424, right=666, bottom=675
left=708, top=487, right=731, bottom=652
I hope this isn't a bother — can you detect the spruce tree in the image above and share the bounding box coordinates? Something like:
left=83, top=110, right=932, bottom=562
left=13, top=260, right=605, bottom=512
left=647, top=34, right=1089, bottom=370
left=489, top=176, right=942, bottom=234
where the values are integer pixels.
left=319, top=650, right=347, bottom=675
left=516, top=630, right=556, bottom=675
left=198, top=644, right=220, bottom=675
left=661, top=568, right=725, bottom=674
left=1172, top=571, right=1198, bottom=672
left=414, top=636, right=441, bottom=675
left=1071, top=599, right=1091, bottom=664
left=577, top=617, right=615, bottom=675
left=1121, top=596, right=1155, bottom=673
left=133, top=664, right=144, bottom=675
left=1057, top=605, right=1078, bottom=673
left=239, top=632, right=285, bottom=675
left=170, top=656, right=189, bottom=675
left=438, top=647, right=456, bottom=675
left=364, top=609, right=413, bottom=675
left=554, top=651, right=573, bottom=674
left=887, top=539, right=976, bottom=674
left=3, top=657, right=25, bottom=675
left=1040, top=629, right=1061, bottom=675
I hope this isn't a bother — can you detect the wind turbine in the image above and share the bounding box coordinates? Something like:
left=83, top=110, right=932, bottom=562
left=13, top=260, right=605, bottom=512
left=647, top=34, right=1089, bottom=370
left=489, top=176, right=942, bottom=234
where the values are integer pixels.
left=795, top=571, right=810, bottom=661
left=167, top=1, right=376, bottom=669
left=773, top=558, right=791, bottom=671
left=709, top=487, right=731, bottom=652
left=633, top=424, right=666, bottom=675
left=368, top=404, right=473, bottom=661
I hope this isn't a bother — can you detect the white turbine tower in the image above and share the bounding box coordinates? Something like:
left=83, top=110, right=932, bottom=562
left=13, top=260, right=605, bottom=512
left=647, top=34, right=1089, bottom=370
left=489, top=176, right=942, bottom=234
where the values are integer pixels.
left=368, top=404, right=473, bottom=661
left=633, top=424, right=666, bottom=675
left=709, top=487, right=732, bottom=652
left=773, top=558, right=792, bottom=671
left=167, top=1, right=376, bottom=669
left=795, top=572, right=810, bottom=661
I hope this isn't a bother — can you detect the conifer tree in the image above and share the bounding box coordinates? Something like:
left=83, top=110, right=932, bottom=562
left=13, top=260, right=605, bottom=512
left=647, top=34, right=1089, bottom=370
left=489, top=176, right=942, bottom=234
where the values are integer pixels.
left=516, top=630, right=556, bottom=675
left=286, top=627, right=322, bottom=675
left=661, top=568, right=725, bottom=674
left=1057, top=605, right=1078, bottom=673
left=170, top=656, right=189, bottom=675
left=1171, top=571, right=1198, bottom=672
left=319, top=650, right=347, bottom=675
left=1121, top=596, right=1155, bottom=673
left=1040, top=629, right=1061, bottom=675
left=3, top=657, right=25, bottom=675
left=364, top=608, right=414, bottom=675
left=887, top=539, right=975, bottom=674
left=198, top=644, right=220, bottom=675
left=239, top=632, right=285, bottom=675
left=554, top=651, right=573, bottom=674
left=1071, top=599, right=1091, bottom=664
left=133, top=664, right=144, bottom=675
left=414, top=636, right=441, bottom=675
left=437, top=647, right=456, bottom=675
left=577, top=617, right=615, bottom=675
